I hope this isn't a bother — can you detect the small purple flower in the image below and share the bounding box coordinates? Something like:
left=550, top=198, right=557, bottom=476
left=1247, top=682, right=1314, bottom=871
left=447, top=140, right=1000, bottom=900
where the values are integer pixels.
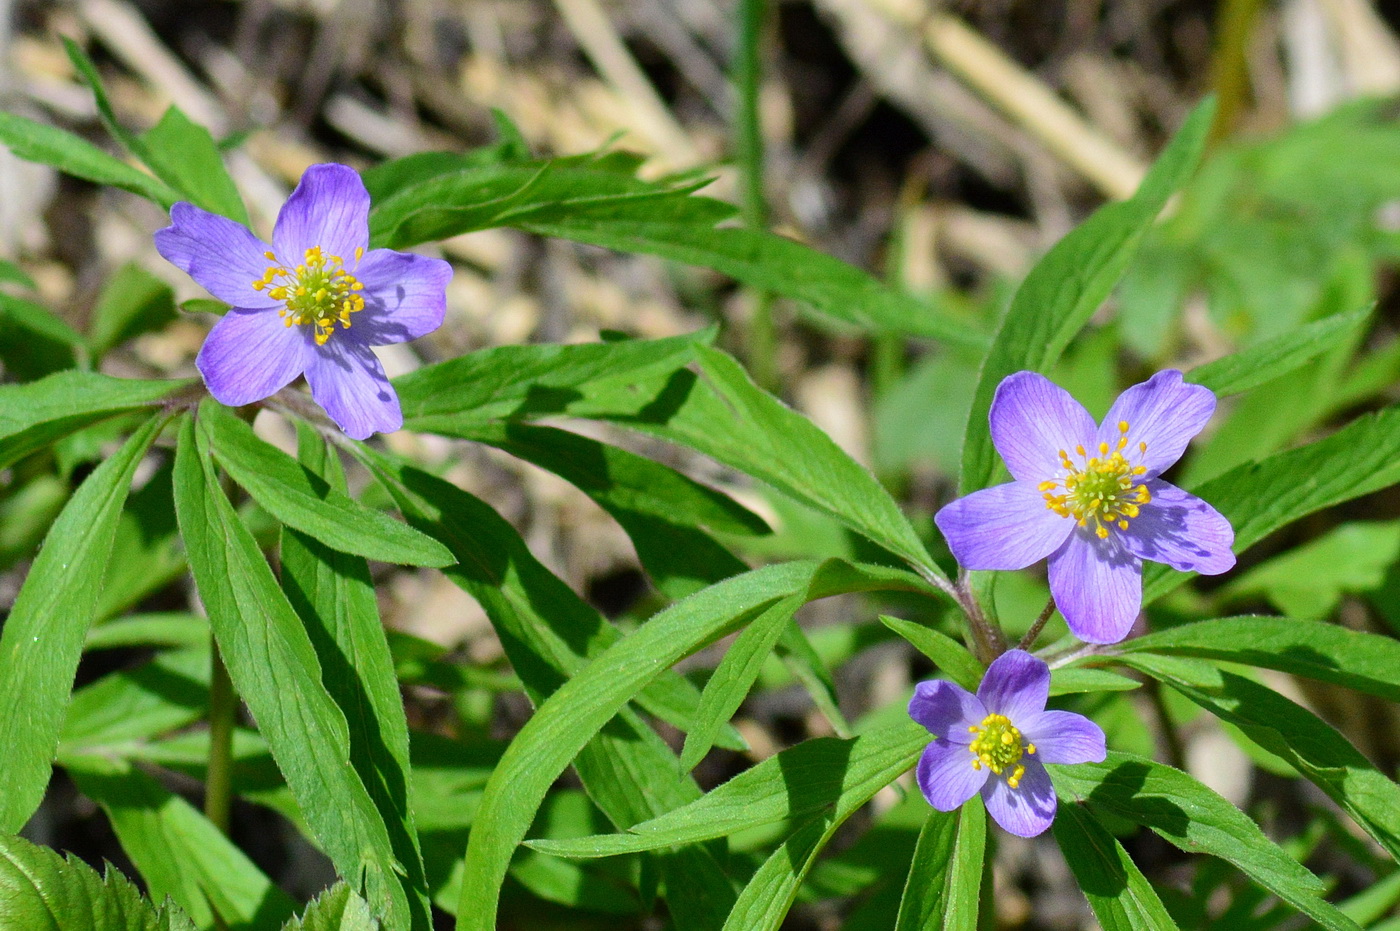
left=155, top=163, right=451, bottom=440
left=910, top=649, right=1105, bottom=837
left=936, top=370, right=1235, bottom=644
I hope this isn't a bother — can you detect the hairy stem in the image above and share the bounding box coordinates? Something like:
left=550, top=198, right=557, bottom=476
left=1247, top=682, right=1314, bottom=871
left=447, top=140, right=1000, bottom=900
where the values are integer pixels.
left=1017, top=598, right=1057, bottom=651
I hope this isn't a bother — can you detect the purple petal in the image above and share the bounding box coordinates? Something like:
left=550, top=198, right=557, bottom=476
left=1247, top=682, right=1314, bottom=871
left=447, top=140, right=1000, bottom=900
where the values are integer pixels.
left=1100, top=370, right=1215, bottom=476
left=1121, top=480, right=1236, bottom=575
left=934, top=482, right=1074, bottom=570
left=155, top=203, right=277, bottom=310
left=981, top=759, right=1056, bottom=837
left=305, top=341, right=402, bottom=440
left=272, top=164, right=370, bottom=263
left=989, top=371, right=1097, bottom=483
left=1048, top=532, right=1143, bottom=644
left=909, top=680, right=985, bottom=742
left=976, top=649, right=1049, bottom=722
left=1019, top=710, right=1107, bottom=764
left=351, top=248, right=452, bottom=345
left=196, top=309, right=311, bottom=406
left=916, top=739, right=989, bottom=812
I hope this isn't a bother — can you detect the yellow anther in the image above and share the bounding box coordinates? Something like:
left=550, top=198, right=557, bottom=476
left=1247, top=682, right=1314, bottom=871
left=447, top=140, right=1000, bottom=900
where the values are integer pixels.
left=1040, top=421, right=1151, bottom=539
left=249, top=243, right=365, bottom=344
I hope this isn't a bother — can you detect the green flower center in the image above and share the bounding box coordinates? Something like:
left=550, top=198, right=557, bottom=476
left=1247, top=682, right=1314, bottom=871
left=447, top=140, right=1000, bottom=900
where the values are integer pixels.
left=252, top=245, right=366, bottom=346
left=1039, top=421, right=1152, bottom=539
left=967, top=712, right=1035, bottom=788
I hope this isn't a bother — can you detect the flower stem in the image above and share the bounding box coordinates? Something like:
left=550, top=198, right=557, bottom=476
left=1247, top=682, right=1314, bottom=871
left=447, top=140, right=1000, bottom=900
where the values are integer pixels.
left=1017, top=598, right=1056, bottom=651
left=1146, top=678, right=1187, bottom=770
left=205, top=638, right=235, bottom=835
left=957, top=571, right=1007, bottom=664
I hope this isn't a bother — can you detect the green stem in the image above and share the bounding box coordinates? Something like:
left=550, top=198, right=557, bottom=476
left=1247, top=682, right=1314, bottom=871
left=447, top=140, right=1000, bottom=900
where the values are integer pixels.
left=1208, top=0, right=1264, bottom=145
left=733, top=0, right=779, bottom=390
left=1017, top=598, right=1056, bottom=651
left=205, top=638, right=235, bottom=835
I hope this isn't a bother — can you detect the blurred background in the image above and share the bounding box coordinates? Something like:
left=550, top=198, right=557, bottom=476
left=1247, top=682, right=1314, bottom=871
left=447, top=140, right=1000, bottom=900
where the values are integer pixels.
left=6, top=0, right=1400, bottom=927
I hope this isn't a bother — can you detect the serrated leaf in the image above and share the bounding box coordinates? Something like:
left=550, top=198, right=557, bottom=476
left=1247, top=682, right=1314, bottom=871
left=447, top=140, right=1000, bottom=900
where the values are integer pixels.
left=879, top=616, right=983, bottom=691
left=1120, top=653, right=1400, bottom=862
left=280, top=884, right=379, bottom=931
left=65, top=755, right=296, bottom=931
left=0, top=111, right=177, bottom=206
left=454, top=561, right=932, bottom=931
left=527, top=721, right=930, bottom=859
left=1052, top=751, right=1364, bottom=931
left=1053, top=802, right=1179, bottom=931
left=201, top=403, right=451, bottom=567
left=171, top=416, right=415, bottom=930
left=138, top=106, right=249, bottom=224
left=0, top=832, right=197, bottom=931
left=1187, top=306, right=1372, bottom=398
left=0, top=414, right=166, bottom=832
left=960, top=99, right=1214, bottom=494
left=894, top=799, right=984, bottom=931
left=88, top=263, right=178, bottom=361
left=1142, top=401, right=1400, bottom=605
left=1122, top=615, right=1400, bottom=703
left=0, top=371, right=189, bottom=471
left=279, top=427, right=431, bottom=927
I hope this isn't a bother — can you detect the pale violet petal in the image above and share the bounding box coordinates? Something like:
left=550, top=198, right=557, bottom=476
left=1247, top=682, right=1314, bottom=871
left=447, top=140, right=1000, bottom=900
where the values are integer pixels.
left=1121, top=480, right=1236, bottom=575
left=1019, top=710, right=1107, bottom=764
left=305, top=341, right=402, bottom=440
left=909, top=680, right=986, bottom=743
left=155, top=203, right=277, bottom=309
left=1047, top=531, right=1143, bottom=645
left=195, top=308, right=311, bottom=406
left=1099, top=370, right=1215, bottom=476
left=934, top=481, right=1074, bottom=571
left=351, top=249, right=452, bottom=345
left=272, top=164, right=370, bottom=262
left=976, top=650, right=1050, bottom=723
left=981, top=759, right=1056, bottom=837
left=990, top=371, right=1097, bottom=483
left=916, top=739, right=989, bottom=812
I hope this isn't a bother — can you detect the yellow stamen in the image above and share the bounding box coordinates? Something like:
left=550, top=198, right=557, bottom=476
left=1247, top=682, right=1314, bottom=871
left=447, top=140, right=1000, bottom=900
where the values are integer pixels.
left=1039, top=422, right=1152, bottom=538
left=250, top=245, right=366, bottom=346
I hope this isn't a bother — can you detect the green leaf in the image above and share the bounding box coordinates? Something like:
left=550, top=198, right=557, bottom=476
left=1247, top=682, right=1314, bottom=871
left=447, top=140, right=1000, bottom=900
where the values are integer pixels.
left=1052, top=751, right=1365, bottom=931
left=85, top=613, right=208, bottom=651
left=1186, top=306, right=1372, bottom=398
left=395, top=331, right=707, bottom=428
left=893, top=801, right=985, bottom=931
left=201, top=403, right=452, bottom=567
left=0, top=832, right=197, bottom=930
left=454, top=561, right=932, bottom=930
left=60, top=648, right=208, bottom=753
left=368, top=161, right=976, bottom=344
left=0, top=414, right=165, bottom=832
left=0, top=257, right=37, bottom=291
left=88, top=263, right=179, bottom=361
left=1122, top=615, right=1400, bottom=703
left=1120, top=653, right=1400, bottom=861
left=1142, top=401, right=1400, bottom=604
left=0, top=111, right=177, bottom=206
left=0, top=371, right=189, bottom=471
left=527, top=720, right=931, bottom=858
left=0, top=292, right=81, bottom=380
left=959, top=99, right=1215, bottom=494
left=171, top=415, right=416, bottom=930
left=1048, top=667, right=1141, bottom=696
left=359, top=451, right=739, bottom=927
left=1053, top=802, right=1179, bottom=930
left=680, top=592, right=802, bottom=771
left=1219, top=521, right=1400, bottom=617
left=280, top=884, right=380, bottom=931
left=279, top=426, right=431, bottom=927
left=138, top=106, right=249, bottom=224
left=65, top=755, right=297, bottom=931
left=879, top=616, right=983, bottom=691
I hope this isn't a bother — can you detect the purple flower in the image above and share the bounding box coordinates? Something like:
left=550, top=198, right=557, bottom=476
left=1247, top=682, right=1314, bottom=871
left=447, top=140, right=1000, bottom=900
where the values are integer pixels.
left=935, top=370, right=1235, bottom=644
left=910, top=649, right=1105, bottom=837
left=155, top=163, right=451, bottom=440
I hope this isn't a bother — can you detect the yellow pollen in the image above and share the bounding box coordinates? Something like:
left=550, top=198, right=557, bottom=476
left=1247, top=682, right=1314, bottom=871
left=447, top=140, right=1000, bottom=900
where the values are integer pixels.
left=251, top=245, right=366, bottom=345
left=1039, top=420, right=1152, bottom=538
left=967, top=713, right=1028, bottom=780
